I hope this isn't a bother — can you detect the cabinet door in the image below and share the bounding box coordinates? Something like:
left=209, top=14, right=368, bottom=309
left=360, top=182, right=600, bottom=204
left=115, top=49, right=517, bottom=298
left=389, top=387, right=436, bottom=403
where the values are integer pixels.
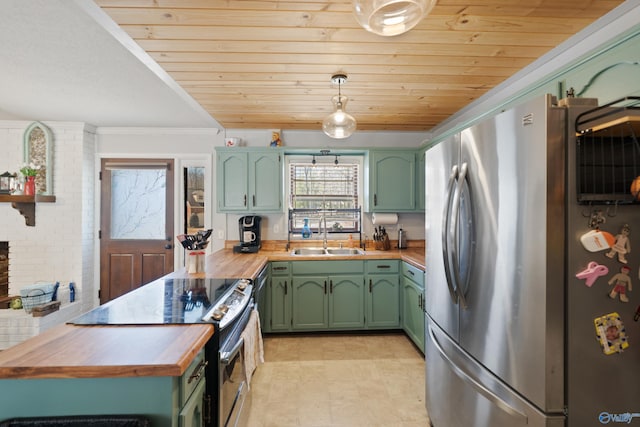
left=370, top=150, right=416, bottom=211
left=270, top=276, right=291, bottom=331
left=217, top=151, right=248, bottom=212
left=366, top=274, right=400, bottom=328
left=329, top=275, right=365, bottom=329
left=402, top=277, right=425, bottom=352
left=179, top=378, right=205, bottom=427
left=249, top=151, right=282, bottom=212
left=292, top=276, right=328, bottom=330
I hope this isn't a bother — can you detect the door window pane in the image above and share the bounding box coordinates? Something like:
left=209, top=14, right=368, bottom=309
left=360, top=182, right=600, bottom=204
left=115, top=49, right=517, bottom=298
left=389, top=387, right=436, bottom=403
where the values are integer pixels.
left=110, top=168, right=166, bottom=239
left=185, top=166, right=206, bottom=233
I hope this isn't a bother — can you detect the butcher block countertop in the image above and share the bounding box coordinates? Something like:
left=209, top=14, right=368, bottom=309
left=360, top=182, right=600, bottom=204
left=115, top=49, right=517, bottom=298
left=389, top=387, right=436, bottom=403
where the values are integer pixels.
left=0, top=323, right=213, bottom=379
left=170, top=240, right=425, bottom=281
left=0, top=240, right=424, bottom=380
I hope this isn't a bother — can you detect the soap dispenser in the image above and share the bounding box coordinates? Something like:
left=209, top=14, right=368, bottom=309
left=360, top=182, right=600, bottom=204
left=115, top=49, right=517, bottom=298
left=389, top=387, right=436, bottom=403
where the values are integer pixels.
left=301, top=218, right=312, bottom=239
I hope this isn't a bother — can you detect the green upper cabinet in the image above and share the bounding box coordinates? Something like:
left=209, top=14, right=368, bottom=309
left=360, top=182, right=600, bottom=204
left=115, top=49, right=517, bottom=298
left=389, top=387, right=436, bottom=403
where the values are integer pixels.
left=216, top=148, right=283, bottom=213
left=368, top=150, right=417, bottom=212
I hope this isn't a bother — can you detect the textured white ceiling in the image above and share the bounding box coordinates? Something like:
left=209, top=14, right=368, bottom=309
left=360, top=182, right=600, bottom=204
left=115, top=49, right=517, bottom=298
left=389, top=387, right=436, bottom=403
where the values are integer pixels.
left=0, top=0, right=221, bottom=129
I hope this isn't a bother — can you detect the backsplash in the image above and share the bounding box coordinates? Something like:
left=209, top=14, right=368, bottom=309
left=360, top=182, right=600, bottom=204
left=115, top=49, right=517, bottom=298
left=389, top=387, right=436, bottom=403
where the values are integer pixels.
left=0, top=121, right=95, bottom=349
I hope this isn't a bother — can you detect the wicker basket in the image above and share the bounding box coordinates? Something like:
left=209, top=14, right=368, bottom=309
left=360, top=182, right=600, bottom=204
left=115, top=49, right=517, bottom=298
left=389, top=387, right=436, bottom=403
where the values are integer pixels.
left=20, top=283, right=56, bottom=313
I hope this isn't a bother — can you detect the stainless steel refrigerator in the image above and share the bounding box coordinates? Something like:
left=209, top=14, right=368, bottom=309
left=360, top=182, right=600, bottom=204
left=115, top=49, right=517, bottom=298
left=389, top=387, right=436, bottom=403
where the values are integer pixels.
left=424, top=94, right=640, bottom=427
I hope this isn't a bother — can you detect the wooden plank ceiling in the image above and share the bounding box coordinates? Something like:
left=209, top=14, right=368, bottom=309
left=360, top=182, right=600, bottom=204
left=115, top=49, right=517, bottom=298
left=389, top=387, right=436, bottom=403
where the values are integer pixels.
left=95, top=0, right=624, bottom=131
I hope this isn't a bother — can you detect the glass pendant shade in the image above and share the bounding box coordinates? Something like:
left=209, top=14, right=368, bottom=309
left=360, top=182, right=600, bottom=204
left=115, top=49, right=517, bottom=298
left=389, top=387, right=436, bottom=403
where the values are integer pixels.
left=352, top=0, right=436, bottom=36
left=323, top=95, right=357, bottom=139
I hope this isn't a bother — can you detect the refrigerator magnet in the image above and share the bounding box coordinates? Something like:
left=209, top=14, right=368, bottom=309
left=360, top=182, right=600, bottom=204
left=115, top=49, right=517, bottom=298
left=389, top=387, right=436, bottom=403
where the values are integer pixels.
left=605, top=224, right=631, bottom=264
left=575, top=261, right=609, bottom=287
left=594, top=312, right=629, bottom=355
left=580, top=229, right=615, bottom=252
left=608, top=266, right=633, bottom=302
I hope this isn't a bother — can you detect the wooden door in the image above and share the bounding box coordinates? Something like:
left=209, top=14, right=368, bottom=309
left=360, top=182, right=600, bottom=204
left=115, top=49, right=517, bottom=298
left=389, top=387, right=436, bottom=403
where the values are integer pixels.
left=100, top=159, right=174, bottom=304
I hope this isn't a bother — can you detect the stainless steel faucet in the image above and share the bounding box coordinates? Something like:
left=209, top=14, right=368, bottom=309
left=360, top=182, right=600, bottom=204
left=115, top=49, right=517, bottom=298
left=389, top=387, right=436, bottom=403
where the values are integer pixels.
left=319, top=211, right=328, bottom=249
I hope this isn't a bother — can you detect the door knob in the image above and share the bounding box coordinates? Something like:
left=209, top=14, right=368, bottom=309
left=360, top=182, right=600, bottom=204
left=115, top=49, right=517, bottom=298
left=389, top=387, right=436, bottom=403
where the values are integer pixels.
left=165, top=244, right=172, bottom=249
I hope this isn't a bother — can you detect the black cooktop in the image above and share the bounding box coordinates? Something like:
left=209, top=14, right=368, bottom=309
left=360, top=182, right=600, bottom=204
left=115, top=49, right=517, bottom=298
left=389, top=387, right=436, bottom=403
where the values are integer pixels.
left=70, top=277, right=243, bottom=325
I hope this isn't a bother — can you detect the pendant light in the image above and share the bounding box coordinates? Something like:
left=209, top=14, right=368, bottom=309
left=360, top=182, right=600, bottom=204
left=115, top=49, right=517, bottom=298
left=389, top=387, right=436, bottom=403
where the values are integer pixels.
left=352, top=0, right=436, bottom=36
left=322, top=74, right=357, bottom=139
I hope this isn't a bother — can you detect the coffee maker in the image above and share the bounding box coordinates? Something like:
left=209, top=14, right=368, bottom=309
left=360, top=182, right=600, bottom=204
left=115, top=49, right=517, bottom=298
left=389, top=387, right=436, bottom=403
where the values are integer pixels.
left=233, top=215, right=262, bottom=253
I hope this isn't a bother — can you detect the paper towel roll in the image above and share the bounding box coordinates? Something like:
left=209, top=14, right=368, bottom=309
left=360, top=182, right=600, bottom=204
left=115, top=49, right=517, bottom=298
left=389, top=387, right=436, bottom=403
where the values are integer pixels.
left=371, top=213, right=398, bottom=225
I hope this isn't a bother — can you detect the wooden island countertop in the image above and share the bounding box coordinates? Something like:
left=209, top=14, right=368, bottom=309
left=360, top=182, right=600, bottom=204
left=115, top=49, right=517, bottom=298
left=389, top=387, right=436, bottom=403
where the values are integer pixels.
left=0, top=323, right=213, bottom=379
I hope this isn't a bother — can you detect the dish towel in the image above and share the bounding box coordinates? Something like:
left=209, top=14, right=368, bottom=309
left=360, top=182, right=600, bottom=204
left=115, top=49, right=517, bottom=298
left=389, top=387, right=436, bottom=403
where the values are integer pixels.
left=241, top=309, right=264, bottom=390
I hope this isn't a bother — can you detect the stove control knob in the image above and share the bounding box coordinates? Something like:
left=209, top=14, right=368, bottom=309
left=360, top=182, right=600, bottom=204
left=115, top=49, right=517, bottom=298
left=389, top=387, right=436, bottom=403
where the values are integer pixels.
left=212, top=310, right=224, bottom=320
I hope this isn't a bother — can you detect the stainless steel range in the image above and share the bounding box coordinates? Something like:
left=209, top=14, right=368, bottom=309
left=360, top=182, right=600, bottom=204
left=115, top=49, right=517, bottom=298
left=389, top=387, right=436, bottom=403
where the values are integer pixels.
left=71, top=276, right=255, bottom=427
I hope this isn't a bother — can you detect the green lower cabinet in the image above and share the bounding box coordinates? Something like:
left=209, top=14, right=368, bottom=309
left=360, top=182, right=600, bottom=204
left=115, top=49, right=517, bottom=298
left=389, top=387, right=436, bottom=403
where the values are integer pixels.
left=365, top=260, right=400, bottom=329
left=291, top=275, right=366, bottom=331
left=366, top=274, right=401, bottom=328
left=269, top=274, right=292, bottom=331
left=402, top=263, right=425, bottom=353
left=292, top=276, right=328, bottom=330
left=329, top=275, right=365, bottom=329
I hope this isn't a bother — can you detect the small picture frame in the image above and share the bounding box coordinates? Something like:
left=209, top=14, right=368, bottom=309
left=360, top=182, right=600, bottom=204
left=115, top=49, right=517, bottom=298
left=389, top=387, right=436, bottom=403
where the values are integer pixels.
left=270, top=129, right=282, bottom=147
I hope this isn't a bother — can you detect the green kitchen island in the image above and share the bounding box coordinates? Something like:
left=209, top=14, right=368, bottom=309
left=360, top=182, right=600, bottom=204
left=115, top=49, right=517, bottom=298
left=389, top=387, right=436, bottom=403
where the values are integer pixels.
left=0, top=322, right=212, bottom=426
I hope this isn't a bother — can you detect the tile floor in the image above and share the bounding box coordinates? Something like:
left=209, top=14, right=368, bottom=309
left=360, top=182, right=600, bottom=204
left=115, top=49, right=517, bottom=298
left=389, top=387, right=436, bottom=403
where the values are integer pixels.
left=243, top=332, right=430, bottom=427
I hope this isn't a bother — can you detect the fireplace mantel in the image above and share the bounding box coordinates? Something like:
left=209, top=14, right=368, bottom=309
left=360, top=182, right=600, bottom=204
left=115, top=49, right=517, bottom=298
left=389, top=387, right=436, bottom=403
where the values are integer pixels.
left=0, top=194, right=56, bottom=226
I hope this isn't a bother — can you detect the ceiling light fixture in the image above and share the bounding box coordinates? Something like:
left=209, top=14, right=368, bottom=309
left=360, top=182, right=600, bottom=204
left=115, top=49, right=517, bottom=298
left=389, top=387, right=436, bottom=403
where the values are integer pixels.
left=322, top=74, right=357, bottom=139
left=352, top=0, right=437, bottom=36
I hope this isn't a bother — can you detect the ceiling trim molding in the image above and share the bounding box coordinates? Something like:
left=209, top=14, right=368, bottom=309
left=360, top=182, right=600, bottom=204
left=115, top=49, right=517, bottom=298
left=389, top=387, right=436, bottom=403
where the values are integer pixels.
left=96, top=127, right=221, bottom=136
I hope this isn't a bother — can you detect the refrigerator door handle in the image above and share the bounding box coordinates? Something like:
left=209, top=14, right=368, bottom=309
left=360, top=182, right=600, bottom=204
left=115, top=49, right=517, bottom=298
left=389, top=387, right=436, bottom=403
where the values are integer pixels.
left=442, top=164, right=459, bottom=305
left=450, top=162, right=469, bottom=309
left=427, top=324, right=528, bottom=422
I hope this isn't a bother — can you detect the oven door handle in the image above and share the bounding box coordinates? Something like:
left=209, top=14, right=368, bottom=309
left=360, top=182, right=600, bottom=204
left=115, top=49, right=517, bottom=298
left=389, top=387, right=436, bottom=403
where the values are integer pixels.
left=220, top=337, right=244, bottom=365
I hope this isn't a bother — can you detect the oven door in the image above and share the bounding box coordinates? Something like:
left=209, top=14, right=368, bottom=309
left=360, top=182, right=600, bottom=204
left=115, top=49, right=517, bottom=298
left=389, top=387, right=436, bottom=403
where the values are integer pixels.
left=218, top=300, right=253, bottom=427
left=219, top=335, right=247, bottom=427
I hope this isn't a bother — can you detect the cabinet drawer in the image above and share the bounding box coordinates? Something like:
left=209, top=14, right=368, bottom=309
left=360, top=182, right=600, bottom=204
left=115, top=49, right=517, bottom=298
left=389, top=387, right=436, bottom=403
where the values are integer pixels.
left=366, top=260, right=399, bottom=274
left=180, top=349, right=206, bottom=405
left=402, top=262, right=424, bottom=287
left=270, top=262, right=291, bottom=275
left=180, top=376, right=206, bottom=427
left=291, top=260, right=364, bottom=275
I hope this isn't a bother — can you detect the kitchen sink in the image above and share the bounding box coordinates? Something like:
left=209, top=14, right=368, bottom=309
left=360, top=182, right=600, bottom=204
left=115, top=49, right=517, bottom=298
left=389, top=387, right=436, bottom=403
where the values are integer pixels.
left=290, top=247, right=364, bottom=256
left=325, top=248, right=364, bottom=255
left=290, top=248, right=327, bottom=255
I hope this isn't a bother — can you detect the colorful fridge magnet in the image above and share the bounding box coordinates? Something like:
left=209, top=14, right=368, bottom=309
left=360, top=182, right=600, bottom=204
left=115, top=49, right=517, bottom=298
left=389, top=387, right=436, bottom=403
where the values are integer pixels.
left=580, top=229, right=615, bottom=252
left=594, top=312, right=629, bottom=355
left=608, top=265, right=633, bottom=302
left=575, top=262, right=609, bottom=287
left=605, top=224, right=631, bottom=264
left=634, top=305, right=640, bottom=322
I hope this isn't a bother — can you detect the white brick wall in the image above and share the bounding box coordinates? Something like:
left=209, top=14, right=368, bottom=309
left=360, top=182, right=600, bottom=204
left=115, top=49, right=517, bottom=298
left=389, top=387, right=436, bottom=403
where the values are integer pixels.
left=0, top=121, right=96, bottom=349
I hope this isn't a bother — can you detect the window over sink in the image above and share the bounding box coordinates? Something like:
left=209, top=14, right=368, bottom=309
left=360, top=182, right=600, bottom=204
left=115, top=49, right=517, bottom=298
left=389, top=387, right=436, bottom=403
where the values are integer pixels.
left=286, top=154, right=363, bottom=232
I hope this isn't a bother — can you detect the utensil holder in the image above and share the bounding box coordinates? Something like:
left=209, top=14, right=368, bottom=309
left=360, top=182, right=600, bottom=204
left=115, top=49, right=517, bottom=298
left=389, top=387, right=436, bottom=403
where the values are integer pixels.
left=187, top=251, right=206, bottom=273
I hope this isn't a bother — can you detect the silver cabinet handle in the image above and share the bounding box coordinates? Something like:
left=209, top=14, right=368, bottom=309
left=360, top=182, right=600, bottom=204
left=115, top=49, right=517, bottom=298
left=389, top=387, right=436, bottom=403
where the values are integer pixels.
left=188, top=359, right=208, bottom=384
